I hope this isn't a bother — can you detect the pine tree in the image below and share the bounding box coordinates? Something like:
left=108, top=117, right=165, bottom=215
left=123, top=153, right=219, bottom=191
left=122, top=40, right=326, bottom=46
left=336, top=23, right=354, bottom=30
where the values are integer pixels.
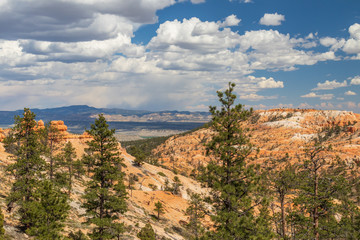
left=0, top=206, right=5, bottom=239
left=41, top=121, right=64, bottom=181
left=128, top=146, right=146, bottom=166
left=82, top=114, right=127, bottom=240
left=25, top=180, right=69, bottom=239
left=154, top=201, right=164, bottom=220
left=60, top=141, right=77, bottom=195
left=67, top=230, right=89, bottom=240
left=6, top=108, right=46, bottom=229
left=137, top=223, right=156, bottom=240
left=264, top=156, right=296, bottom=239
left=185, top=193, right=206, bottom=240
left=201, top=82, right=271, bottom=239
left=291, top=135, right=358, bottom=239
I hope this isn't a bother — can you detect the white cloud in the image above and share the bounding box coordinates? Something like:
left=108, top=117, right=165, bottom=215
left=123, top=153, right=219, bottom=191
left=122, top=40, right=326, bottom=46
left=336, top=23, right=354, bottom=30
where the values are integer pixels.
left=301, top=92, right=334, bottom=100
left=259, top=13, right=285, bottom=26
left=317, top=102, right=335, bottom=109
left=343, top=23, right=360, bottom=57
left=312, top=80, right=347, bottom=90
left=298, top=102, right=313, bottom=109
left=239, top=93, right=277, bottom=101
left=190, top=0, right=205, bottom=3
left=345, top=90, right=356, bottom=96
left=256, top=77, right=284, bottom=88
left=350, top=76, right=360, bottom=85
left=219, top=14, right=241, bottom=28
left=320, top=37, right=345, bottom=51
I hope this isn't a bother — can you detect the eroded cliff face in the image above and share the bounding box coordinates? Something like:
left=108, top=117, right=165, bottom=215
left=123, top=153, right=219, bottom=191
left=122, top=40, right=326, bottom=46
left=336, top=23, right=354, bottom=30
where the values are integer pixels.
left=152, top=109, right=360, bottom=174
left=0, top=109, right=359, bottom=239
left=0, top=121, right=207, bottom=240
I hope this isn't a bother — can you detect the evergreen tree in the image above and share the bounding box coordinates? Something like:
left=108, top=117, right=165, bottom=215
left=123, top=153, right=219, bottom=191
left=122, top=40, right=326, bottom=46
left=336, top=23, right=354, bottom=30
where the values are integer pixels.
left=0, top=206, right=4, bottom=239
left=137, top=223, right=156, bottom=240
left=6, top=108, right=46, bottom=229
left=41, top=121, right=64, bottom=181
left=67, top=230, right=89, bottom=240
left=291, top=136, right=358, bottom=239
left=264, top=156, right=296, bottom=239
left=154, top=201, right=164, bottom=220
left=128, top=146, right=146, bottom=166
left=201, top=82, right=272, bottom=239
left=60, top=141, right=77, bottom=195
left=82, top=114, right=127, bottom=240
left=185, top=193, right=206, bottom=240
left=25, top=180, right=70, bottom=239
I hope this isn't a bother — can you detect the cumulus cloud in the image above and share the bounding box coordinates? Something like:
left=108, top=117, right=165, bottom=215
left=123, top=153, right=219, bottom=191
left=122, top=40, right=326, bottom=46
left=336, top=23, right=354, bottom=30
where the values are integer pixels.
left=298, top=103, right=313, bottom=109
left=239, top=93, right=277, bottom=101
left=0, top=0, right=177, bottom=42
left=0, top=1, right=355, bottom=111
left=243, top=76, right=284, bottom=89
left=219, top=14, right=241, bottom=28
left=343, top=23, right=360, bottom=57
left=317, top=102, right=335, bottom=109
left=301, top=92, right=334, bottom=100
left=259, top=13, right=285, bottom=26
left=312, top=80, right=347, bottom=90
left=320, top=37, right=345, bottom=51
left=345, top=90, right=356, bottom=96
left=190, top=0, right=206, bottom=4
left=350, top=76, right=360, bottom=85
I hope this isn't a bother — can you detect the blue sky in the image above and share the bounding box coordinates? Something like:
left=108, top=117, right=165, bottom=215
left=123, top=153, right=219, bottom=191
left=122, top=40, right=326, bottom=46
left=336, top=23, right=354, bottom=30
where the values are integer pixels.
left=0, top=0, right=359, bottom=112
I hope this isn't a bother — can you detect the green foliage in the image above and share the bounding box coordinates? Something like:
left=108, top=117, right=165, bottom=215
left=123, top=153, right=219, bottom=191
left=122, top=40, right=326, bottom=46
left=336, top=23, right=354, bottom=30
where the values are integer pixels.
left=6, top=108, right=47, bottom=228
left=128, top=145, right=146, bottom=166
left=82, top=114, right=127, bottom=239
left=67, top=230, right=89, bottom=240
left=291, top=136, right=360, bottom=239
left=185, top=193, right=206, bottom=240
left=201, top=82, right=272, bottom=239
left=59, top=141, right=77, bottom=195
left=264, top=156, right=296, bottom=239
left=172, top=176, right=182, bottom=195
left=154, top=201, right=165, bottom=220
left=0, top=206, right=4, bottom=239
left=157, top=172, right=166, bottom=177
left=25, top=180, right=70, bottom=239
left=41, top=121, right=64, bottom=181
left=137, top=223, right=156, bottom=240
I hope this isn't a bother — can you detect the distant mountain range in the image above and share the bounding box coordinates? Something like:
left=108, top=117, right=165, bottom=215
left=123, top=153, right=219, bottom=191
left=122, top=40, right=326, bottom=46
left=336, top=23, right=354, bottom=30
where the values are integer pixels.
left=0, top=105, right=210, bottom=133
left=0, top=105, right=210, bottom=123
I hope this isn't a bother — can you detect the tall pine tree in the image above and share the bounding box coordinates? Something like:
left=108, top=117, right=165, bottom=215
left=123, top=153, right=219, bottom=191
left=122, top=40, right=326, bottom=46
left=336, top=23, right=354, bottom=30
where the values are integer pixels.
left=0, top=206, right=4, bottom=239
left=82, top=114, right=127, bottom=240
left=5, top=108, right=46, bottom=229
left=202, top=82, right=272, bottom=239
left=5, top=109, right=70, bottom=238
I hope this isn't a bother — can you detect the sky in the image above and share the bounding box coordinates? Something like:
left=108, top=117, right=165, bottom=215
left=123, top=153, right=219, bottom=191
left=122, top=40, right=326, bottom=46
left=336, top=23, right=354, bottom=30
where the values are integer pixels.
left=0, top=0, right=360, bottom=112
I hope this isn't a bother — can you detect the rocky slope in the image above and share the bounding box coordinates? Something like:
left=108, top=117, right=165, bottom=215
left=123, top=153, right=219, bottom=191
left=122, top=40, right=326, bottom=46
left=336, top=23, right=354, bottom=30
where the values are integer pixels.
left=0, top=120, right=208, bottom=239
left=152, top=109, right=360, bottom=174
left=1, top=109, right=360, bottom=239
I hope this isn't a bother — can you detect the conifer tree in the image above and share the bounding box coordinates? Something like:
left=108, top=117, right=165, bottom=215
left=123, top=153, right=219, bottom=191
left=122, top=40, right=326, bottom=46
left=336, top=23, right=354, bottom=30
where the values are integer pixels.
left=25, top=180, right=69, bottom=239
left=154, top=201, right=164, bottom=220
left=185, top=193, right=206, bottom=240
left=264, top=156, right=296, bottom=239
left=137, top=223, right=156, bottom=240
left=67, top=230, right=89, bottom=240
left=41, top=121, right=64, bottom=181
left=291, top=135, right=360, bottom=239
left=6, top=108, right=46, bottom=229
left=82, top=114, right=127, bottom=240
left=201, top=82, right=272, bottom=239
left=60, top=141, right=77, bottom=195
left=0, top=206, right=5, bottom=239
